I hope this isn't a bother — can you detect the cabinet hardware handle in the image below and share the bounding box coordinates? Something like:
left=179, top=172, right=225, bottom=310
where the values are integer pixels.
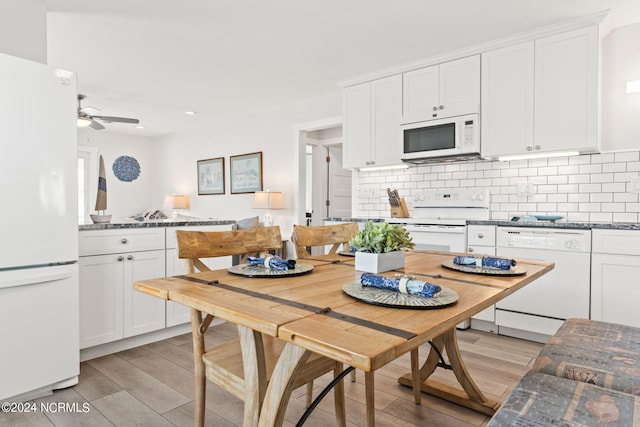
left=432, top=106, right=438, bottom=111
left=477, top=233, right=484, bottom=238
left=526, top=146, right=533, bottom=151
left=439, top=105, right=444, bottom=110
left=468, top=247, right=474, bottom=252
left=127, top=255, right=133, bottom=260
left=121, top=238, right=128, bottom=244
left=535, top=145, right=541, bottom=150
left=117, top=256, right=124, bottom=262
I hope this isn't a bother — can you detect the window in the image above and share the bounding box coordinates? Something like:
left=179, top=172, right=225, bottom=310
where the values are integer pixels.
left=78, top=146, right=98, bottom=224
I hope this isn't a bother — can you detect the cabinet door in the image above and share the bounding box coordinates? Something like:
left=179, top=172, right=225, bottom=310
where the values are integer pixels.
left=371, top=75, right=402, bottom=167
left=439, top=55, right=480, bottom=118
left=481, top=42, right=534, bottom=158
left=534, top=26, right=598, bottom=153
left=402, top=65, right=439, bottom=123
left=79, top=254, right=124, bottom=349
left=124, top=250, right=166, bottom=338
left=343, top=83, right=372, bottom=169
left=591, top=253, right=640, bottom=328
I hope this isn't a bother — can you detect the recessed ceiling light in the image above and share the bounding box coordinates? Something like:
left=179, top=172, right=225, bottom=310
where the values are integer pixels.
left=135, top=125, right=145, bottom=129
left=185, top=111, right=197, bottom=115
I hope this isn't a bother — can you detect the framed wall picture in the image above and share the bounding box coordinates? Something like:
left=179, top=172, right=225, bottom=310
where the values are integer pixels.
left=197, top=157, right=225, bottom=195
left=230, top=151, right=263, bottom=194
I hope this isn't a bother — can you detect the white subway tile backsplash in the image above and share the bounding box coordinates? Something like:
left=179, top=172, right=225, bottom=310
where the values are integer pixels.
left=590, top=173, right=614, bottom=183
left=613, top=212, right=638, bottom=222
left=580, top=164, right=602, bottom=174
left=591, top=193, right=613, bottom=203
left=590, top=153, right=615, bottom=164
left=615, top=152, right=640, bottom=162
left=602, top=182, right=626, bottom=193
left=602, top=162, right=626, bottom=173
left=356, top=152, right=640, bottom=222
left=591, top=212, right=613, bottom=222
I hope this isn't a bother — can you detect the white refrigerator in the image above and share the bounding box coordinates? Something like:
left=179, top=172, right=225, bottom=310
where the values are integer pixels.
left=0, top=53, right=80, bottom=401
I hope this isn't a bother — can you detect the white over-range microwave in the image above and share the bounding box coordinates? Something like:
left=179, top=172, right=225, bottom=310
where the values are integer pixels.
left=400, top=113, right=480, bottom=164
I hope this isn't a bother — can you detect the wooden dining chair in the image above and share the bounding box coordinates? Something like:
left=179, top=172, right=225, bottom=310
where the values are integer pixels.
left=291, top=222, right=359, bottom=258
left=176, top=226, right=346, bottom=427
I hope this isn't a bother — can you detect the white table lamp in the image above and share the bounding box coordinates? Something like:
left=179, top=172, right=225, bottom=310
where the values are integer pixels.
left=253, top=191, right=284, bottom=226
left=164, top=194, right=190, bottom=219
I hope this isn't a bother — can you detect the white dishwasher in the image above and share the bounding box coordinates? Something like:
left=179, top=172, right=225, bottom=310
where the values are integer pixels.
left=495, top=227, right=591, bottom=342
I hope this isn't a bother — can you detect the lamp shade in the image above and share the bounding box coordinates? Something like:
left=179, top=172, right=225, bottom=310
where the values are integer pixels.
left=252, top=191, right=284, bottom=210
left=164, top=194, right=190, bottom=209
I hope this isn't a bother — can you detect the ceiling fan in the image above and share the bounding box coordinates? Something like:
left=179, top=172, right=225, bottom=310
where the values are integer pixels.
left=77, top=94, right=139, bottom=130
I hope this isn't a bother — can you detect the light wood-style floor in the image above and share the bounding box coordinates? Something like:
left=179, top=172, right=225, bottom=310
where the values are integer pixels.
left=0, top=323, right=542, bottom=426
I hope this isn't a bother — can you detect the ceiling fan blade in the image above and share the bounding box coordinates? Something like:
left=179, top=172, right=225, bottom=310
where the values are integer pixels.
left=89, top=120, right=105, bottom=130
left=94, top=115, right=139, bottom=124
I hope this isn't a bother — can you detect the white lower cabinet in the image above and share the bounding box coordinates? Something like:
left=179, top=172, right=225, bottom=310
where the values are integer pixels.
left=79, top=248, right=165, bottom=349
left=591, top=229, right=640, bottom=328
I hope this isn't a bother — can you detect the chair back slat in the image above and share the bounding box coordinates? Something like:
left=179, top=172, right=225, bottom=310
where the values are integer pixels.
left=176, top=226, right=283, bottom=272
left=291, top=223, right=359, bottom=258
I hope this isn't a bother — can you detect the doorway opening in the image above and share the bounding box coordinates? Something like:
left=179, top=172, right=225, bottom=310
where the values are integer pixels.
left=293, top=116, right=353, bottom=228
left=305, top=127, right=352, bottom=225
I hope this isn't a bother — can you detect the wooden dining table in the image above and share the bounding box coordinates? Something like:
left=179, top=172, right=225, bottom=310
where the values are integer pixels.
left=134, top=250, right=554, bottom=427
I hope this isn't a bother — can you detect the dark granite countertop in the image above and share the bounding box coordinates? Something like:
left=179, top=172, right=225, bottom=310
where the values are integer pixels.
left=467, top=220, right=640, bottom=230
left=325, top=217, right=640, bottom=230
left=79, top=219, right=235, bottom=231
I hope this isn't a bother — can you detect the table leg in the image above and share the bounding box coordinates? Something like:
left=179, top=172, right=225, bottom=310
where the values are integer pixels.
left=397, top=328, right=501, bottom=416
left=258, top=343, right=312, bottom=427
left=364, top=371, right=375, bottom=427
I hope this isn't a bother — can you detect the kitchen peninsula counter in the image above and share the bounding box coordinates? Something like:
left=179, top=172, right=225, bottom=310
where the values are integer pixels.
left=79, top=219, right=235, bottom=231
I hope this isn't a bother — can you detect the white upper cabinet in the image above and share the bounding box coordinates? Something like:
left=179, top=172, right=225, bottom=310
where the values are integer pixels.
left=481, top=42, right=535, bottom=158
left=402, top=55, right=480, bottom=124
left=482, top=25, right=600, bottom=158
left=534, top=26, right=599, bottom=154
left=343, top=75, right=402, bottom=169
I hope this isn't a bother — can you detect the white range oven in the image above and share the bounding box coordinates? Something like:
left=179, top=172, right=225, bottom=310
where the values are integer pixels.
left=390, top=188, right=489, bottom=253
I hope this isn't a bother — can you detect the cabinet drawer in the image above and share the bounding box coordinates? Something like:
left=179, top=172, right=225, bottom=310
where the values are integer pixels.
left=79, top=228, right=165, bottom=256
left=467, top=225, right=496, bottom=246
left=165, top=224, right=233, bottom=249
left=592, top=229, right=640, bottom=255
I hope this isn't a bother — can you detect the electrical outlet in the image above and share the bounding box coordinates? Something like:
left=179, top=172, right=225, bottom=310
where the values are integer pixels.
left=516, top=182, right=534, bottom=196
left=369, top=188, right=379, bottom=197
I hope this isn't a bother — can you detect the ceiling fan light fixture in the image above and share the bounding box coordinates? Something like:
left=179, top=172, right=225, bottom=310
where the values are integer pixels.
left=77, top=116, right=92, bottom=127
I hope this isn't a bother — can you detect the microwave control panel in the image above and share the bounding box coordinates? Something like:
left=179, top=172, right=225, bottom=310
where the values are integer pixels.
left=463, top=120, right=475, bottom=146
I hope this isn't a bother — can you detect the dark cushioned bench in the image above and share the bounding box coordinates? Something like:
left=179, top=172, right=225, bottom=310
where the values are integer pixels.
left=489, top=318, right=640, bottom=426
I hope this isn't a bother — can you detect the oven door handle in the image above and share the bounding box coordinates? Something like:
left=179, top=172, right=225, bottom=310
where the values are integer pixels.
left=405, top=225, right=465, bottom=234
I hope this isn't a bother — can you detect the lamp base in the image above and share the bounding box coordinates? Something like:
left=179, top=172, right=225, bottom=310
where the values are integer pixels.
left=263, top=212, right=273, bottom=227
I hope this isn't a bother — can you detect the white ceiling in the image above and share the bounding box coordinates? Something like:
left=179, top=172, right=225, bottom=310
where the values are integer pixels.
left=45, top=0, right=640, bottom=138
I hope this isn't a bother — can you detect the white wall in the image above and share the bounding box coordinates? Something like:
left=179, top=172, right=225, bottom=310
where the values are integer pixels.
left=0, top=0, right=47, bottom=63
left=152, top=93, right=341, bottom=238
left=78, top=129, right=156, bottom=222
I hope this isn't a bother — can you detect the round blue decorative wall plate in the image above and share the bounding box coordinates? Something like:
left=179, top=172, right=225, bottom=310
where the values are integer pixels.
left=112, top=155, right=141, bottom=182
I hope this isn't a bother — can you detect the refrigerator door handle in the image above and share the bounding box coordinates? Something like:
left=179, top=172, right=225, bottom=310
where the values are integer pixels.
left=0, top=270, right=73, bottom=290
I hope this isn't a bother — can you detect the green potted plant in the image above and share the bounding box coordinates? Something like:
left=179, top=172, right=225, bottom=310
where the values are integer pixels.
left=349, top=221, right=415, bottom=273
